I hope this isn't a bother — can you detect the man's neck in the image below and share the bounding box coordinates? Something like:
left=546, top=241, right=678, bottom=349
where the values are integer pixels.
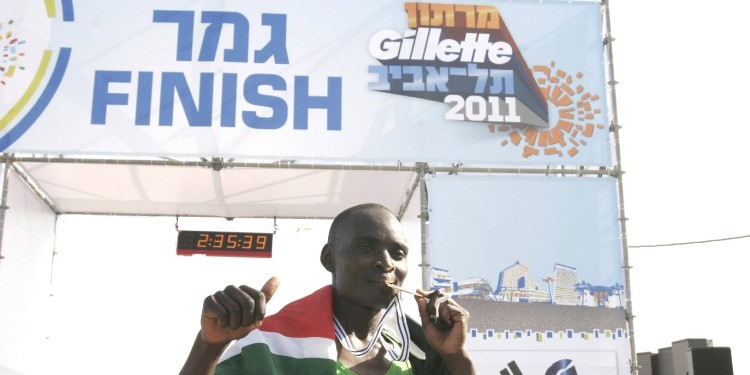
left=332, top=293, right=396, bottom=374
left=332, top=293, right=385, bottom=342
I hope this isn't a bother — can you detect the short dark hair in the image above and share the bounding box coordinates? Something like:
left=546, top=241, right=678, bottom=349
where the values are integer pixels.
left=327, top=203, right=393, bottom=246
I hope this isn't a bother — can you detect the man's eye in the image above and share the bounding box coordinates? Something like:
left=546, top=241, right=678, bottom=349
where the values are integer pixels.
left=391, top=249, right=406, bottom=259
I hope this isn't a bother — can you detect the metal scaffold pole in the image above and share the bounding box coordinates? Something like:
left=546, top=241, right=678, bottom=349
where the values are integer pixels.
left=416, top=162, right=431, bottom=290
left=602, top=1, right=638, bottom=374
left=0, top=154, right=11, bottom=263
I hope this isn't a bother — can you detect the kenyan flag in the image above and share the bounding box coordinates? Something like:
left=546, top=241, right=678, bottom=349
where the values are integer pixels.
left=215, top=286, right=338, bottom=374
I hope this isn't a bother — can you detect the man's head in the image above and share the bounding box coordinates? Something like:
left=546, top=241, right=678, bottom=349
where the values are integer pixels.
left=320, top=203, right=409, bottom=308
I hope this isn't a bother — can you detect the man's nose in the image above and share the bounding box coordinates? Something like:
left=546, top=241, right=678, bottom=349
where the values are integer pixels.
left=374, top=250, right=395, bottom=270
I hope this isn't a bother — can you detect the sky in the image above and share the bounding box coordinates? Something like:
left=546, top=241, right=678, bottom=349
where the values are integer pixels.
left=609, top=0, right=750, bottom=373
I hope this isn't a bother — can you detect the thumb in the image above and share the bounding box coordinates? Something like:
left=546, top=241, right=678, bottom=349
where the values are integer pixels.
left=261, top=276, right=280, bottom=303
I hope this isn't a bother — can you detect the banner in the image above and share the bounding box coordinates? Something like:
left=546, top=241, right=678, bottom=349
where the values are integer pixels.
left=1, top=0, right=609, bottom=165
left=427, top=174, right=630, bottom=374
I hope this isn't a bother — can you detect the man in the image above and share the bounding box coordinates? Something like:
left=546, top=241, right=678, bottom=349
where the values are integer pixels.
left=180, top=203, right=476, bottom=374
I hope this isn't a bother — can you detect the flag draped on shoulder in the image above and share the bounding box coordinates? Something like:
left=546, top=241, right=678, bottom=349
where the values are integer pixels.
left=215, top=286, right=338, bottom=375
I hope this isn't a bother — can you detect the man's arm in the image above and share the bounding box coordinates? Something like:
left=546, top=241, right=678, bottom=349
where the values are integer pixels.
left=179, top=277, right=280, bottom=375
left=179, top=333, right=231, bottom=375
left=414, top=290, right=476, bottom=375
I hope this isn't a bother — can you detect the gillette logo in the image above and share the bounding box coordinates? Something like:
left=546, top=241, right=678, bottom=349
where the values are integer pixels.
left=370, top=28, right=512, bottom=65
left=368, top=2, right=549, bottom=128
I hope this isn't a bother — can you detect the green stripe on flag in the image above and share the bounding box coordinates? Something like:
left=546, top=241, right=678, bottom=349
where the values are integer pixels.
left=216, top=342, right=336, bottom=375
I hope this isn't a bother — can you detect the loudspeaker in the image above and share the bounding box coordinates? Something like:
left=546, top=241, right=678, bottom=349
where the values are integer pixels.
left=688, top=347, right=733, bottom=375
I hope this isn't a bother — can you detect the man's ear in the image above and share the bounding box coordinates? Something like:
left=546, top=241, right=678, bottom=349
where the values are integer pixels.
left=320, top=244, right=335, bottom=272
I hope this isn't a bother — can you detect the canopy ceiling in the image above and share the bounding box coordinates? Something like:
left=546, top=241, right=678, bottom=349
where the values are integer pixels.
left=4, top=154, right=615, bottom=220
left=6, top=156, right=421, bottom=219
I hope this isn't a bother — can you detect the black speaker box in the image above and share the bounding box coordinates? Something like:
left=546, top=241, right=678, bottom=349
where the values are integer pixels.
left=688, top=347, right=733, bottom=375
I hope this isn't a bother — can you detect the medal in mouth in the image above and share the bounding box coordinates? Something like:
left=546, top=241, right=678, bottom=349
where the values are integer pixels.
left=380, top=282, right=451, bottom=325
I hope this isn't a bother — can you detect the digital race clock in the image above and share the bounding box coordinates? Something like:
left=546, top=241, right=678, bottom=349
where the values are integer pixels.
left=176, top=230, right=273, bottom=258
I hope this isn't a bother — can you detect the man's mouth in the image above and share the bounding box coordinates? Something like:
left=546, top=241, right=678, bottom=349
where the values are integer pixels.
left=371, top=279, right=398, bottom=287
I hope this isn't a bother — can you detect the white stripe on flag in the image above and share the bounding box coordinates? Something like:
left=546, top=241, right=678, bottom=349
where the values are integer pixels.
left=219, top=330, right=336, bottom=363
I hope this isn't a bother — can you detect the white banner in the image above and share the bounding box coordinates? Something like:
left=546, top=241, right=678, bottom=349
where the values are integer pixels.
left=427, top=174, right=630, bottom=374
left=1, top=0, right=610, bottom=165
left=468, top=346, right=624, bottom=374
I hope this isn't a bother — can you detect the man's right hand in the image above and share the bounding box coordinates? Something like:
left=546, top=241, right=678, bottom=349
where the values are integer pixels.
left=199, top=276, right=280, bottom=345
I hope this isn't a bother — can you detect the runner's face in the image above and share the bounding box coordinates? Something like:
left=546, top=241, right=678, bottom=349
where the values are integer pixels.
left=332, top=208, right=409, bottom=309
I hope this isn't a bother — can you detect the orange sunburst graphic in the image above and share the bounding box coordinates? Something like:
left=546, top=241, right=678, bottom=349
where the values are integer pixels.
left=489, top=61, right=604, bottom=158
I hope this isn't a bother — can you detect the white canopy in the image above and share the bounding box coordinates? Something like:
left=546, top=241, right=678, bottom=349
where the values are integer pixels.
left=7, top=156, right=423, bottom=219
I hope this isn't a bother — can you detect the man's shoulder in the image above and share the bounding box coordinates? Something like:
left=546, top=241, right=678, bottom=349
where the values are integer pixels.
left=260, top=285, right=335, bottom=339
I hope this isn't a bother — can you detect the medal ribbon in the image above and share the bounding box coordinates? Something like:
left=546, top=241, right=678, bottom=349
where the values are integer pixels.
left=333, top=294, right=411, bottom=362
